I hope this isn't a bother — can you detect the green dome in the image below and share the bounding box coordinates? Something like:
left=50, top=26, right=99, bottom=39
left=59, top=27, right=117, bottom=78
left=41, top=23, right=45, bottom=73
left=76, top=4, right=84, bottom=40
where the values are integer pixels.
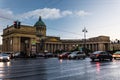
left=34, top=16, right=46, bottom=27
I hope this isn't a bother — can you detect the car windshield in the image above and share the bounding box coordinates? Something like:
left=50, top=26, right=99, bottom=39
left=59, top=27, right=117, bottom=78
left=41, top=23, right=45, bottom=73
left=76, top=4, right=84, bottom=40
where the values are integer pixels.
left=0, top=53, right=9, bottom=56
left=15, top=52, right=20, bottom=56
left=93, top=51, right=103, bottom=54
left=47, top=53, right=52, bottom=54
left=72, top=51, right=79, bottom=54
left=62, top=52, right=70, bottom=55
left=114, top=51, right=120, bottom=54
left=70, top=51, right=78, bottom=55
left=77, top=52, right=84, bottom=54
left=62, top=52, right=67, bottom=55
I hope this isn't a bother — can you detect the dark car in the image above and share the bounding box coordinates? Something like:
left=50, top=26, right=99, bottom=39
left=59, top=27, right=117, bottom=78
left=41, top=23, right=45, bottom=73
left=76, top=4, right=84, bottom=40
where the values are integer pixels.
left=36, top=53, right=45, bottom=57
left=13, top=52, right=27, bottom=58
left=58, top=52, right=71, bottom=59
left=44, top=53, right=53, bottom=58
left=14, top=52, right=36, bottom=58
left=90, top=51, right=113, bottom=61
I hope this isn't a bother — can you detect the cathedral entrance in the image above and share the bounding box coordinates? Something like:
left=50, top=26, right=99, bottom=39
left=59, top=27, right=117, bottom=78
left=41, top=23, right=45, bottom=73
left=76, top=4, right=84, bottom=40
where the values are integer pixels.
left=21, top=37, right=30, bottom=56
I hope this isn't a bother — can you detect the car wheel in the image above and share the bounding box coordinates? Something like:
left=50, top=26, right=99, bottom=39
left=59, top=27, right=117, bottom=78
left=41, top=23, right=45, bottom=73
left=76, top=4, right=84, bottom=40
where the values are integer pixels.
left=68, top=57, right=71, bottom=60
left=92, top=58, right=94, bottom=61
left=99, top=58, right=101, bottom=61
left=110, top=58, right=112, bottom=61
left=77, top=57, right=80, bottom=59
left=114, top=57, right=116, bottom=59
left=74, top=56, right=77, bottom=59
left=83, top=57, right=85, bottom=59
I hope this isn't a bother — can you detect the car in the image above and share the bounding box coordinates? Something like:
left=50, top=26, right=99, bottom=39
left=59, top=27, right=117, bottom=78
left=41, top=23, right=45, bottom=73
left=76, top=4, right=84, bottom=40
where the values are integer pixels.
left=0, top=53, right=10, bottom=61
left=44, top=53, right=53, bottom=58
left=58, top=52, right=71, bottom=59
left=36, top=53, right=45, bottom=57
left=13, top=52, right=27, bottom=58
left=90, top=51, right=113, bottom=61
left=68, top=51, right=86, bottom=59
left=112, top=51, right=120, bottom=59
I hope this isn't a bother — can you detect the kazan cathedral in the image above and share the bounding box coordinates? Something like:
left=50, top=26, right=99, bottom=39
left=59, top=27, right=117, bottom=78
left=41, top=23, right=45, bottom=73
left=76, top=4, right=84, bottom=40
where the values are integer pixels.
left=2, top=16, right=110, bottom=55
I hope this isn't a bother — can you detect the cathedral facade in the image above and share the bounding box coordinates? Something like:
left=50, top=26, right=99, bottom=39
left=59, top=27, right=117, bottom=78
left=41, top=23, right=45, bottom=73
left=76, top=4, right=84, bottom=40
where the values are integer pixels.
left=2, top=17, right=110, bottom=55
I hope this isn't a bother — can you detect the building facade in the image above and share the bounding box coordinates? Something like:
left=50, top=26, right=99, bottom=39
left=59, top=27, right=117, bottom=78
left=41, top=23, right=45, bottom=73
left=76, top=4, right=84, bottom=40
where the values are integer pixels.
left=2, top=17, right=110, bottom=55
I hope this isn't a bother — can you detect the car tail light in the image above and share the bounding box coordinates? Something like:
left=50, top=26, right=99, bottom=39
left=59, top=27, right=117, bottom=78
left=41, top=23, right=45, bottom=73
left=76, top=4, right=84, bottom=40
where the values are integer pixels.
left=59, top=55, right=62, bottom=57
left=65, top=54, right=68, bottom=56
left=96, top=54, right=99, bottom=57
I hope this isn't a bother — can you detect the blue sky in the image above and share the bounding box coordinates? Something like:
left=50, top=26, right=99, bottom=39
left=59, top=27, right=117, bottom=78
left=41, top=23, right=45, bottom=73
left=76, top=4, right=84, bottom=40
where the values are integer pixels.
left=0, top=0, right=120, bottom=44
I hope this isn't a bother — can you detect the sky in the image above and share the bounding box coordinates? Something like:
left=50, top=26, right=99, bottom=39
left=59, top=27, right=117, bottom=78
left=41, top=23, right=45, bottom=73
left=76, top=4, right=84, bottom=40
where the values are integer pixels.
left=0, top=0, right=120, bottom=44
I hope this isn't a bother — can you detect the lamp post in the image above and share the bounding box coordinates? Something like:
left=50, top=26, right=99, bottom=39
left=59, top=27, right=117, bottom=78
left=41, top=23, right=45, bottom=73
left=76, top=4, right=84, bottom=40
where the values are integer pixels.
left=25, top=40, right=29, bottom=57
left=82, top=27, right=88, bottom=49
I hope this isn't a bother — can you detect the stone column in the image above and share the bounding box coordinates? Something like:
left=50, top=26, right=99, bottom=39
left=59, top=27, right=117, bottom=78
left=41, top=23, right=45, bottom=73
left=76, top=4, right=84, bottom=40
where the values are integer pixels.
left=56, top=44, right=58, bottom=52
left=6, top=38, right=8, bottom=52
left=13, top=37, right=20, bottom=53
left=92, top=44, right=94, bottom=51
left=7, top=38, right=9, bottom=52
left=59, top=44, right=61, bottom=50
left=10, top=37, right=13, bottom=52
left=45, top=43, right=48, bottom=51
left=90, top=44, right=92, bottom=51
left=96, top=43, right=99, bottom=51
left=2, top=38, right=5, bottom=52
left=98, top=43, right=104, bottom=51
left=5, top=39, right=7, bottom=52
left=50, top=44, right=52, bottom=53
left=44, top=43, right=46, bottom=51
left=53, top=44, right=56, bottom=52
left=18, top=37, right=21, bottom=52
left=47, top=43, right=49, bottom=52
left=88, top=44, right=90, bottom=50
left=52, top=44, right=54, bottom=53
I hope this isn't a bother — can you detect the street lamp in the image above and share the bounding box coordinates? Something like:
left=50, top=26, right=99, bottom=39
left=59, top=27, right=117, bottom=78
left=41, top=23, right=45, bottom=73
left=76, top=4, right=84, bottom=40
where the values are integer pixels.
left=82, top=27, right=88, bottom=48
left=25, top=40, right=29, bottom=56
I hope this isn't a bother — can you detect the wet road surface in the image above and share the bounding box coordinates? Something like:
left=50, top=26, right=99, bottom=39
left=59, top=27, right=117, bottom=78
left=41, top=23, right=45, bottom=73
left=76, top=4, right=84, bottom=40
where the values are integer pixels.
left=0, top=58, right=120, bottom=80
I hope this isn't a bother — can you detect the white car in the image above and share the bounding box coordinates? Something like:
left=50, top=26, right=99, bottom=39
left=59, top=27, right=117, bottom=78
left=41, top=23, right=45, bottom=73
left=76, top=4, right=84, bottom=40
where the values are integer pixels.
left=0, top=53, right=10, bottom=61
left=68, top=51, right=86, bottom=59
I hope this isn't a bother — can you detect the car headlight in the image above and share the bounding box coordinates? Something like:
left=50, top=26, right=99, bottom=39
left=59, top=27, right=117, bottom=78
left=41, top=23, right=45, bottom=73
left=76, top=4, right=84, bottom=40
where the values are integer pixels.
left=0, top=57, right=3, bottom=59
left=7, top=57, right=10, bottom=60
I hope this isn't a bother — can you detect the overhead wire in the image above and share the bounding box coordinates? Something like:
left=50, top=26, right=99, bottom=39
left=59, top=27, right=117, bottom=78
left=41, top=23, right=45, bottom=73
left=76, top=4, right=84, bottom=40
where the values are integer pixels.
left=47, top=27, right=82, bottom=36
left=0, top=15, right=15, bottom=21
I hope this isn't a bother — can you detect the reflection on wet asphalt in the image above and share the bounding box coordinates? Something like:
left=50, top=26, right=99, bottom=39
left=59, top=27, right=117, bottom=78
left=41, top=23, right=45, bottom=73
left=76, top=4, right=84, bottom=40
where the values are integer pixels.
left=0, top=58, right=120, bottom=80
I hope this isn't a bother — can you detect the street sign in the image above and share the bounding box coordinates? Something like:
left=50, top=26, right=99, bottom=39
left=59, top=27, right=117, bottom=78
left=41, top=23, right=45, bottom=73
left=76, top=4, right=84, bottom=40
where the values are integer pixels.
left=32, top=40, right=36, bottom=45
left=79, top=47, right=83, bottom=52
left=31, top=45, right=36, bottom=54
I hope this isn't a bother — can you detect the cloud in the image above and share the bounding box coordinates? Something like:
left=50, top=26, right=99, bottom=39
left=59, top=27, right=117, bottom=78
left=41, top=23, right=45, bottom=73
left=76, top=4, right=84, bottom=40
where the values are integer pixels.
left=0, top=8, right=91, bottom=21
left=75, top=10, right=91, bottom=17
left=0, top=8, right=16, bottom=28
left=62, top=10, right=73, bottom=16
left=18, top=8, right=90, bottom=20
left=18, top=8, right=72, bottom=20
left=18, top=8, right=62, bottom=20
left=0, top=8, right=14, bottom=20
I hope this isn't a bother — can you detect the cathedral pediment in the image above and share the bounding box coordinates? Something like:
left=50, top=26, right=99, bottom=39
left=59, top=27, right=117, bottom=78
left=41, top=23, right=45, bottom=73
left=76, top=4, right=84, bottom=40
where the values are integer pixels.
left=45, top=36, right=61, bottom=42
left=49, top=38, right=59, bottom=42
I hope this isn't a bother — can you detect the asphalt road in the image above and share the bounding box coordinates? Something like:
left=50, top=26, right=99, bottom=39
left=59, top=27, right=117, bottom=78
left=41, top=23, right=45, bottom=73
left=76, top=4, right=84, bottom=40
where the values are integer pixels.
left=0, top=58, right=120, bottom=80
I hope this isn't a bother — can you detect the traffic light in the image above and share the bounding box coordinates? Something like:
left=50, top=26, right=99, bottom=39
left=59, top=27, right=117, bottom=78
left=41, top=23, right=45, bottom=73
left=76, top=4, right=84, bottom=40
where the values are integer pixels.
left=14, top=21, right=17, bottom=28
left=13, top=21, right=21, bottom=29
left=18, top=21, right=21, bottom=29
